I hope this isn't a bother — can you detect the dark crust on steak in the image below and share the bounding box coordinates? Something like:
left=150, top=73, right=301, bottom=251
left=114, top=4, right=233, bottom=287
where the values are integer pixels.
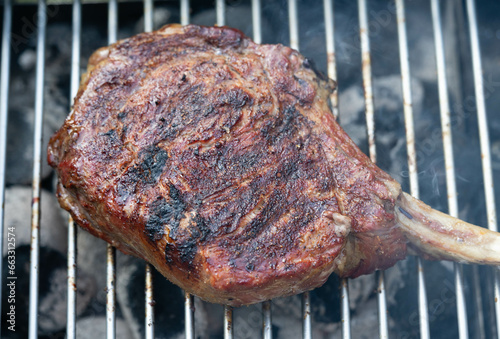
left=48, top=24, right=407, bottom=306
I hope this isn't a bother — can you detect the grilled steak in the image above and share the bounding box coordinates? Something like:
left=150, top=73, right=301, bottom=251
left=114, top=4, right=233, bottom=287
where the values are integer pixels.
left=48, top=24, right=500, bottom=306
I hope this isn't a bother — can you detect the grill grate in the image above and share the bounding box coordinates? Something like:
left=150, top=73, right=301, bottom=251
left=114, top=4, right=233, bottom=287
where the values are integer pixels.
left=429, top=1, right=469, bottom=337
left=0, top=0, right=10, bottom=337
left=28, top=0, right=46, bottom=337
left=465, top=0, right=500, bottom=334
left=0, top=0, right=499, bottom=338
left=395, top=1, right=430, bottom=337
left=66, top=0, right=80, bottom=333
left=105, top=0, right=118, bottom=336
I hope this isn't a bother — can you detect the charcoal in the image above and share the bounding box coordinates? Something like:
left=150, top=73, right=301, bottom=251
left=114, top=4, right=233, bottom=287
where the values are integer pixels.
left=1, top=246, right=95, bottom=338
left=2, top=186, right=67, bottom=255
left=75, top=316, right=134, bottom=339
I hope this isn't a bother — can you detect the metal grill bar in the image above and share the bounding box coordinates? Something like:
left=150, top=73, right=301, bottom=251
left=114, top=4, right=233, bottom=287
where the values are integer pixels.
left=214, top=4, right=234, bottom=337
left=376, top=272, right=388, bottom=339
left=70, top=0, right=81, bottom=135
left=180, top=0, right=189, bottom=26
left=323, top=1, right=350, bottom=337
left=185, top=292, right=195, bottom=338
left=471, top=265, right=486, bottom=339
left=286, top=2, right=313, bottom=338
left=250, top=2, right=272, bottom=337
left=216, top=0, right=225, bottom=27
left=262, top=300, right=272, bottom=339
left=29, top=0, right=47, bottom=337
left=108, top=0, right=118, bottom=43
left=357, top=0, right=376, bottom=163
left=252, top=0, right=262, bottom=44
left=395, top=0, right=418, bottom=199
left=430, top=1, right=469, bottom=337
left=67, top=216, right=77, bottom=338
left=179, top=2, right=195, bottom=337
left=106, top=0, right=118, bottom=337
left=144, top=0, right=153, bottom=32
left=287, top=0, right=298, bottom=51
left=142, top=1, right=155, bottom=337
left=465, top=0, right=500, bottom=337
left=214, top=4, right=235, bottom=337
left=66, top=0, right=82, bottom=337
left=323, top=2, right=351, bottom=338
left=395, top=1, right=431, bottom=338
left=416, top=258, right=429, bottom=338
left=497, top=267, right=500, bottom=339
left=302, top=291, right=312, bottom=339
left=0, top=0, right=12, bottom=334
left=323, top=0, right=339, bottom=119
left=224, top=305, right=234, bottom=338
left=453, top=264, right=468, bottom=338
left=357, top=1, right=389, bottom=337
left=250, top=1, right=273, bottom=336
left=145, top=263, right=154, bottom=338
left=340, top=278, right=351, bottom=339
left=106, top=244, right=116, bottom=338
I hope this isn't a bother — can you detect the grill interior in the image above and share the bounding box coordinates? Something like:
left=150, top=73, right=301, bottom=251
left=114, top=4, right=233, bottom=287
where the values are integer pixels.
left=1, top=0, right=500, bottom=338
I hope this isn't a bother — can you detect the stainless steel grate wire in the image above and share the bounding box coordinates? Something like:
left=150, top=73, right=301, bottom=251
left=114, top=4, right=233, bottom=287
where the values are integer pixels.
left=106, top=0, right=118, bottom=337
left=252, top=0, right=262, bottom=44
left=66, top=0, right=81, bottom=338
left=465, top=0, right=500, bottom=337
left=395, top=0, right=430, bottom=338
left=143, top=1, right=155, bottom=337
left=0, top=0, right=12, bottom=335
left=357, top=0, right=389, bottom=337
left=323, top=2, right=351, bottom=338
left=0, top=0, right=493, bottom=338
left=262, top=300, right=272, bottom=339
left=180, top=0, right=189, bottom=26
left=224, top=301, right=234, bottom=339
left=213, top=2, right=234, bottom=338
left=178, top=1, right=196, bottom=338
left=430, top=0, right=469, bottom=337
left=286, top=2, right=313, bottom=338
left=250, top=0, right=273, bottom=337
left=184, top=291, right=195, bottom=339
left=28, top=0, right=47, bottom=337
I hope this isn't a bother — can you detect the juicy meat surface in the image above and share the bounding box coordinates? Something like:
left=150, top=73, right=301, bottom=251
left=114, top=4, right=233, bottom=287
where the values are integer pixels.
left=48, top=24, right=500, bottom=306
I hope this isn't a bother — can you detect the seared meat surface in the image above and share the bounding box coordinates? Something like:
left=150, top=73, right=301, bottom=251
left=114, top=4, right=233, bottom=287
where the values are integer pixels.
left=48, top=24, right=500, bottom=306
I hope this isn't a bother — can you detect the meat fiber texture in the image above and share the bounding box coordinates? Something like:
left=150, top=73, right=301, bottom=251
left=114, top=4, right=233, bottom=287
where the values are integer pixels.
left=48, top=24, right=500, bottom=306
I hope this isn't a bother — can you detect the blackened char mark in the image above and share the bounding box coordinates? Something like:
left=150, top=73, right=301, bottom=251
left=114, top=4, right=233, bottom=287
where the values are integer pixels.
left=190, top=215, right=211, bottom=243
left=177, top=239, right=198, bottom=264
left=156, top=83, right=213, bottom=141
left=117, top=111, right=127, bottom=120
left=94, top=129, right=123, bottom=161
left=217, top=88, right=252, bottom=109
left=260, top=105, right=312, bottom=160
left=116, top=166, right=141, bottom=202
left=164, top=242, right=176, bottom=264
left=241, top=188, right=285, bottom=242
left=140, top=146, right=168, bottom=184
left=145, top=184, right=186, bottom=242
left=116, top=145, right=168, bottom=202
left=176, top=216, right=211, bottom=264
left=164, top=215, right=211, bottom=269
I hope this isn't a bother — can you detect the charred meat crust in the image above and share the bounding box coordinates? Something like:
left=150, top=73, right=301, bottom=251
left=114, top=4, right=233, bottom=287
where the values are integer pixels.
left=48, top=24, right=405, bottom=306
